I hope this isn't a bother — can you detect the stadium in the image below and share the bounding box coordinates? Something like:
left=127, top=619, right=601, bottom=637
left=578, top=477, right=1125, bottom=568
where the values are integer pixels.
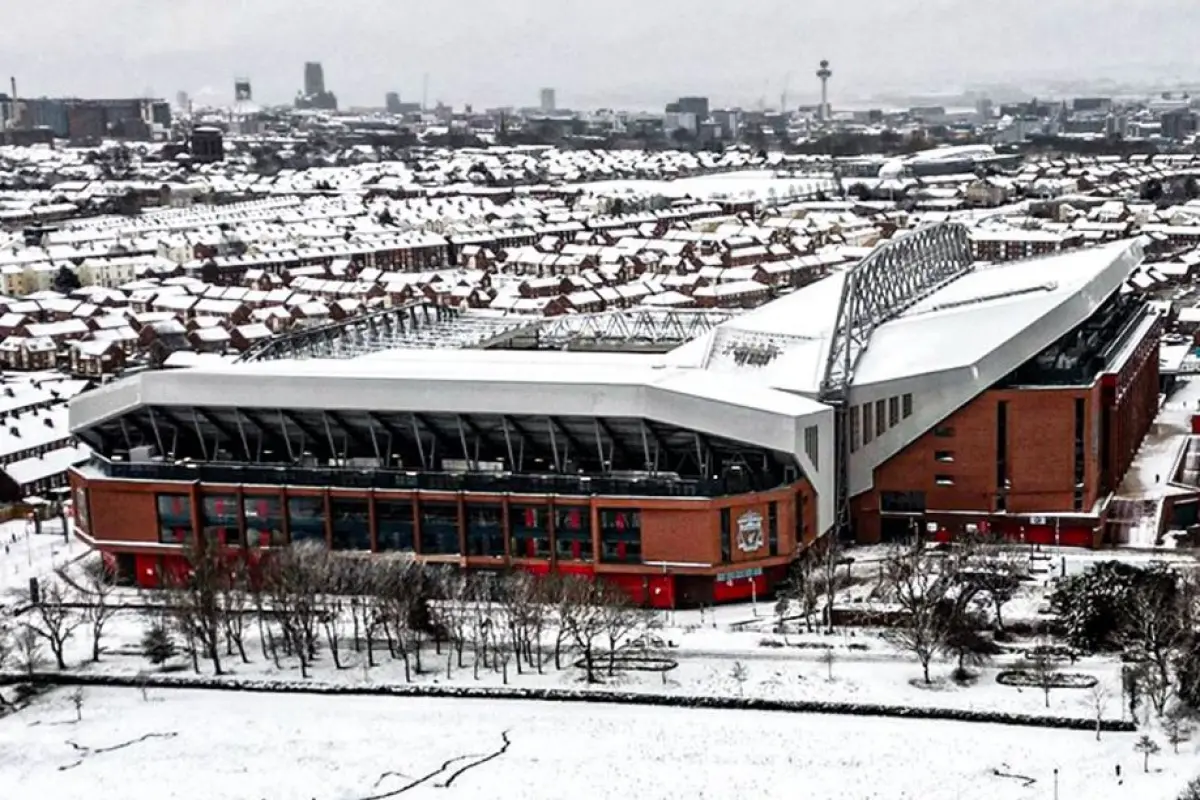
left=66, top=222, right=1156, bottom=606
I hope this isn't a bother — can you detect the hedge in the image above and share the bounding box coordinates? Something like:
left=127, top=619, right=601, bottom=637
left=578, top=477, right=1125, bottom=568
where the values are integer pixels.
left=0, top=670, right=1135, bottom=733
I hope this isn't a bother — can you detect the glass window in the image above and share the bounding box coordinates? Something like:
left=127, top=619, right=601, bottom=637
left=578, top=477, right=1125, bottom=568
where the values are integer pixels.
left=719, top=507, right=731, bottom=562
left=510, top=504, right=551, bottom=559
left=888, top=397, right=900, bottom=427
left=202, top=494, right=240, bottom=547
left=849, top=407, right=860, bottom=453
left=862, top=404, right=873, bottom=445
left=935, top=475, right=955, bottom=487
left=599, top=508, right=641, bottom=564
left=420, top=501, right=460, bottom=555
left=376, top=499, right=415, bottom=552
left=934, top=425, right=955, bottom=438
left=331, top=497, right=370, bottom=550
left=243, top=495, right=284, bottom=548
left=287, top=496, right=326, bottom=546
left=465, top=503, right=505, bottom=557
left=555, top=505, right=592, bottom=561
left=157, top=494, right=192, bottom=545
left=902, top=393, right=913, bottom=419
left=768, top=501, right=778, bottom=556
left=875, top=399, right=886, bottom=437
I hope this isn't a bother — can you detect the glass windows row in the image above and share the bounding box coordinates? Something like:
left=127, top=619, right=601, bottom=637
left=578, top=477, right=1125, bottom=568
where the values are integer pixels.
left=853, top=392, right=915, bottom=451
left=156, top=494, right=645, bottom=564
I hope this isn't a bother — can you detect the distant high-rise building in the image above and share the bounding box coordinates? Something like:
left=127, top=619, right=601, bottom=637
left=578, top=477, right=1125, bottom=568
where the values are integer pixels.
left=234, top=78, right=252, bottom=102
left=385, top=92, right=402, bottom=114
left=975, top=98, right=994, bottom=126
left=176, top=91, right=190, bottom=111
left=539, top=88, right=556, bottom=113
left=1161, top=109, right=1198, bottom=141
left=677, top=96, right=710, bottom=120
left=304, top=62, right=325, bottom=96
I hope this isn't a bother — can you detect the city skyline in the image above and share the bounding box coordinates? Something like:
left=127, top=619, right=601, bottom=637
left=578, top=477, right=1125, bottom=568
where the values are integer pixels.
left=3, top=0, right=1200, bottom=110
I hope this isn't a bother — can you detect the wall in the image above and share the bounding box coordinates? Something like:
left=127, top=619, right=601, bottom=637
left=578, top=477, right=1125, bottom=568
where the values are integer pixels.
left=852, top=383, right=1103, bottom=542
left=70, top=471, right=812, bottom=579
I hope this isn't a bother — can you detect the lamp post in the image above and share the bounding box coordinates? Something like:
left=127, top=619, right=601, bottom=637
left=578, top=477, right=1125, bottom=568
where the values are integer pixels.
left=1053, top=767, right=1059, bottom=800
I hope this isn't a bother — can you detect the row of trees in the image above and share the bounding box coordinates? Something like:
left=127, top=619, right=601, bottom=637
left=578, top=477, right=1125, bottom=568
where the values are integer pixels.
left=0, top=544, right=660, bottom=693
left=147, top=542, right=659, bottom=685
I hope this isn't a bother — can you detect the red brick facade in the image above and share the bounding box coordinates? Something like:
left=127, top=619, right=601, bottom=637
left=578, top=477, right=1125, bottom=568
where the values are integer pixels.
left=852, top=320, right=1160, bottom=546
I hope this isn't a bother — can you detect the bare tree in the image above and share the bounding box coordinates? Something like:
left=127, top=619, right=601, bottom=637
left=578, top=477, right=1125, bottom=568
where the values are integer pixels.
left=218, top=558, right=251, bottom=664
left=1164, top=704, right=1195, bottom=754
left=320, top=599, right=348, bottom=670
left=1134, top=734, right=1160, bottom=773
left=57, top=557, right=117, bottom=663
left=819, top=648, right=837, bottom=681
left=562, top=577, right=609, bottom=683
left=0, top=611, right=13, bottom=709
left=1089, top=682, right=1111, bottom=741
left=166, top=537, right=231, bottom=675
left=22, top=582, right=83, bottom=670
left=784, top=550, right=821, bottom=634
left=69, top=687, right=85, bottom=722
left=880, top=545, right=954, bottom=684
left=600, top=584, right=644, bottom=677
left=820, top=534, right=842, bottom=632
left=730, top=660, right=749, bottom=696
left=1026, top=643, right=1060, bottom=709
left=15, top=624, right=45, bottom=674
left=267, top=543, right=328, bottom=678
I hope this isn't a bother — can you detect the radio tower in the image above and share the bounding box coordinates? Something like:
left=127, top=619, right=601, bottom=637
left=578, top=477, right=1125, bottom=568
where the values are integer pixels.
left=816, top=59, right=833, bottom=121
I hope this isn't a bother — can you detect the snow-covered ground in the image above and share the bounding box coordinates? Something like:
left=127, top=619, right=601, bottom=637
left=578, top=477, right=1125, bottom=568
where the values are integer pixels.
left=0, top=686, right=1194, bottom=800
left=0, top=517, right=80, bottom=598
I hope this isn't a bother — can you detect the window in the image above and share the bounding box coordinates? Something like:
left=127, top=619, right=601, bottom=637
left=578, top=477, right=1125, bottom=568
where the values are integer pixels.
left=795, top=492, right=807, bottom=543
left=888, top=397, right=900, bottom=427
left=465, top=503, right=505, bottom=557
left=420, top=501, right=460, bottom=555
left=934, top=451, right=954, bottom=463
left=880, top=491, right=926, bottom=514
left=1073, top=397, right=1086, bottom=512
left=287, top=496, right=326, bottom=545
left=202, top=494, right=240, bottom=547
left=331, top=497, right=370, bottom=551
left=510, top=504, right=550, bottom=559
left=719, top=508, right=731, bottom=562
left=875, top=399, right=886, bottom=437
left=996, top=400, right=1008, bottom=513
left=157, top=494, right=192, bottom=545
left=934, top=425, right=955, bottom=438
left=902, top=393, right=913, bottom=419
left=803, top=425, right=819, bottom=471
left=376, top=499, right=415, bottom=552
left=935, top=475, right=955, bottom=487
left=849, top=408, right=860, bottom=453
left=555, top=505, right=593, bottom=561
left=599, top=508, right=640, bottom=564
left=862, top=404, right=874, bottom=445
left=768, top=501, right=778, bottom=557
left=243, top=495, right=284, bottom=548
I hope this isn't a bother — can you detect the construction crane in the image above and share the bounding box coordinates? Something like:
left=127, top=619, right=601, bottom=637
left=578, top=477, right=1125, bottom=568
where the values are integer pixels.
left=780, top=72, right=792, bottom=113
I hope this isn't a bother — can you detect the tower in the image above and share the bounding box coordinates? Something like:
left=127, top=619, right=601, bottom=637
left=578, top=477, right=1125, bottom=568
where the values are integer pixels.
left=540, top=88, right=556, bottom=113
left=304, top=62, right=325, bottom=97
left=234, top=78, right=252, bottom=102
left=816, top=59, right=833, bottom=121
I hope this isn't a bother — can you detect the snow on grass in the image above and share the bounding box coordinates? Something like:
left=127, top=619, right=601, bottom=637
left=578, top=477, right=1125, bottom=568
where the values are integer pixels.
left=0, top=686, right=1194, bottom=800
left=0, top=517, right=80, bottom=599
left=38, top=606, right=1131, bottom=724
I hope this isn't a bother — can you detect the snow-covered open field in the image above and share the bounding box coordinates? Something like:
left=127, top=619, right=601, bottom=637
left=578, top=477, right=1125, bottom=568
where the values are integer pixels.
left=0, top=686, right=1194, bottom=800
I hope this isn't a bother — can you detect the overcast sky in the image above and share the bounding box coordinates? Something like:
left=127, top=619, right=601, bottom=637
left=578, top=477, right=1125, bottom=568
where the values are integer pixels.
left=3, top=0, right=1198, bottom=109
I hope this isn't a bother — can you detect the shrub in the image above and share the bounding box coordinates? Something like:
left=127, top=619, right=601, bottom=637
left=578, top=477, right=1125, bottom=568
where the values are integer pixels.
left=141, top=622, right=177, bottom=666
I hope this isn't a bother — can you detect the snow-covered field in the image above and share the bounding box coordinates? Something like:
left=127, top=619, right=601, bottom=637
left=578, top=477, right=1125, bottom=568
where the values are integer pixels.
left=0, top=687, right=1194, bottom=800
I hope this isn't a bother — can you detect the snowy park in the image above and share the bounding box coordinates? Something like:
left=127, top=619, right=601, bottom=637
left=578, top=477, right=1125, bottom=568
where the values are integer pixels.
left=1, top=522, right=1200, bottom=798
left=0, top=686, right=1192, bottom=800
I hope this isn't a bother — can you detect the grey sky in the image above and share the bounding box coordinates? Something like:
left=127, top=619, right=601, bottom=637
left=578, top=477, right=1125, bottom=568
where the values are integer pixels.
left=3, top=0, right=1198, bottom=108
